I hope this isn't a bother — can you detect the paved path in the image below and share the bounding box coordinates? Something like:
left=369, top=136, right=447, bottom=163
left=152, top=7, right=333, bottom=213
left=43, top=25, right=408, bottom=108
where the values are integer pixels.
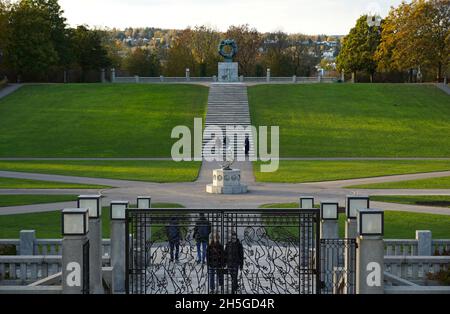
left=0, top=169, right=449, bottom=215
left=435, top=83, right=450, bottom=95
left=0, top=84, right=23, bottom=100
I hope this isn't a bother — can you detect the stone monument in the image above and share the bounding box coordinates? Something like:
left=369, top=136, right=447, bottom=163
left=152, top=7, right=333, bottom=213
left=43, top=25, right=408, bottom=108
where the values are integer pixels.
left=207, top=147, right=248, bottom=194
left=218, top=39, right=239, bottom=82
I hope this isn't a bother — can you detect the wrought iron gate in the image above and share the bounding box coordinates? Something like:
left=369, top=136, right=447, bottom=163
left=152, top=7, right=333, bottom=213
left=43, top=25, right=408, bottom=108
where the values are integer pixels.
left=319, top=239, right=357, bottom=294
left=125, top=208, right=322, bottom=294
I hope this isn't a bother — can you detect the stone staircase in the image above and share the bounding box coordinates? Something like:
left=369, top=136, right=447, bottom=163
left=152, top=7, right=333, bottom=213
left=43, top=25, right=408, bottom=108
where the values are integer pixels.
left=203, top=83, right=255, bottom=160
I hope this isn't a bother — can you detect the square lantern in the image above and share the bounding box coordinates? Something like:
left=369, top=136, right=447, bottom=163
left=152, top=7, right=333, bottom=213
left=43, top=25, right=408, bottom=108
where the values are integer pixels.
left=110, top=201, right=129, bottom=221
left=320, top=202, right=339, bottom=220
left=300, top=196, right=314, bottom=209
left=346, top=196, right=370, bottom=220
left=137, top=196, right=151, bottom=209
left=357, top=209, right=384, bottom=236
left=78, top=195, right=102, bottom=219
left=62, top=208, right=89, bottom=236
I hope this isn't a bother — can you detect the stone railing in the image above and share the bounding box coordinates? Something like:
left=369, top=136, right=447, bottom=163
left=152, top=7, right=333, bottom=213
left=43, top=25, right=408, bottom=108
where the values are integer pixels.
left=0, top=256, right=62, bottom=284
left=114, top=75, right=337, bottom=84
left=432, top=240, right=450, bottom=255
left=384, top=240, right=418, bottom=256
left=384, top=256, right=450, bottom=283
left=0, top=237, right=111, bottom=258
left=0, top=255, right=111, bottom=284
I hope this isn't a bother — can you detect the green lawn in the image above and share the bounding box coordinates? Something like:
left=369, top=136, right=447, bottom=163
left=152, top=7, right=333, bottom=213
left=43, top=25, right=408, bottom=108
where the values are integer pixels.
left=0, top=160, right=201, bottom=183
left=0, top=84, right=208, bottom=157
left=0, top=203, right=184, bottom=239
left=348, top=176, right=450, bottom=189
left=372, top=195, right=450, bottom=208
left=261, top=203, right=450, bottom=239
left=0, top=176, right=108, bottom=189
left=254, top=160, right=450, bottom=183
left=249, top=84, right=450, bottom=157
left=0, top=195, right=78, bottom=207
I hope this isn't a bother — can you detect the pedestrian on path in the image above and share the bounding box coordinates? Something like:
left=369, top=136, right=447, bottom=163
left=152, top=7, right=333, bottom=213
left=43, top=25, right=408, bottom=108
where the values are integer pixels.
left=194, top=213, right=211, bottom=264
left=225, top=231, right=244, bottom=294
left=207, top=232, right=225, bottom=293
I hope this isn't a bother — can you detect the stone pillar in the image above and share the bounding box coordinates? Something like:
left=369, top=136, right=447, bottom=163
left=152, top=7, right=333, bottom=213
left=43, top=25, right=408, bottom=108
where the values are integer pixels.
left=61, top=208, right=89, bottom=294
left=416, top=230, right=432, bottom=256
left=356, top=236, right=384, bottom=294
left=62, top=235, right=90, bottom=294
left=239, top=75, right=244, bottom=82
left=186, top=68, right=190, bottom=82
left=444, top=76, right=447, bottom=85
left=351, top=72, right=355, bottom=83
left=320, top=202, right=339, bottom=292
left=266, top=68, right=271, bottom=82
left=134, top=75, right=139, bottom=84
left=78, top=195, right=102, bottom=294
left=88, top=217, right=102, bottom=294
left=292, top=75, right=297, bottom=83
left=356, top=209, right=385, bottom=294
left=101, top=69, right=106, bottom=83
left=111, top=68, right=116, bottom=83
left=110, top=201, right=129, bottom=293
left=213, top=75, right=217, bottom=82
left=19, top=230, right=36, bottom=255
left=341, top=70, right=345, bottom=82
left=160, top=75, right=164, bottom=82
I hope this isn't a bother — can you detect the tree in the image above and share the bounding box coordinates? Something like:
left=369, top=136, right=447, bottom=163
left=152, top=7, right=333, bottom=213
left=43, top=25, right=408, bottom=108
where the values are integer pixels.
left=0, top=1, right=10, bottom=72
left=7, top=0, right=58, bottom=80
left=337, top=15, right=381, bottom=82
left=124, top=47, right=160, bottom=76
left=225, top=24, right=262, bottom=76
left=190, top=25, right=221, bottom=76
left=71, top=26, right=110, bottom=81
left=376, top=0, right=450, bottom=81
left=164, top=29, right=196, bottom=76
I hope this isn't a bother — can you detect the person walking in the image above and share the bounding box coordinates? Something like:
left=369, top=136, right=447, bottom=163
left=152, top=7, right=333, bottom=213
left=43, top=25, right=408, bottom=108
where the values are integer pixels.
left=207, top=232, right=225, bottom=294
left=225, top=231, right=244, bottom=294
left=166, top=217, right=181, bottom=262
left=194, top=213, right=211, bottom=264
left=244, top=136, right=250, bottom=157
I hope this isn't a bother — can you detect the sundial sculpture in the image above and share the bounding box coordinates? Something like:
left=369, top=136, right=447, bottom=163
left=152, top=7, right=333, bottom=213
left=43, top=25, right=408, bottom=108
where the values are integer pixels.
left=206, top=40, right=247, bottom=194
left=217, top=39, right=239, bottom=82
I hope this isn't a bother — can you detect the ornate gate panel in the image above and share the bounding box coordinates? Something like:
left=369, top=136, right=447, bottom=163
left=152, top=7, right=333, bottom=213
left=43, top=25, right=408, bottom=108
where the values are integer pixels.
left=125, top=209, right=320, bottom=294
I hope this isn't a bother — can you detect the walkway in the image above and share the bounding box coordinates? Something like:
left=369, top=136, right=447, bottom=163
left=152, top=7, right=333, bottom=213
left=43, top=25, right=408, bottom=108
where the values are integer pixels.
left=0, top=84, right=23, bottom=100
left=0, top=169, right=449, bottom=216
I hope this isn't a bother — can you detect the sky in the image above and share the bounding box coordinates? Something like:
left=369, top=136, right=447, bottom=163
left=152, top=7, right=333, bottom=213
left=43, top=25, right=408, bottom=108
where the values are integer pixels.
left=58, top=0, right=408, bottom=35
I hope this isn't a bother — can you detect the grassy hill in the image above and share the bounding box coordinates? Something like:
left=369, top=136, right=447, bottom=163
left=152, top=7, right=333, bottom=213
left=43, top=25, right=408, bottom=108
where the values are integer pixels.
left=0, top=84, right=208, bottom=157
left=248, top=84, right=450, bottom=157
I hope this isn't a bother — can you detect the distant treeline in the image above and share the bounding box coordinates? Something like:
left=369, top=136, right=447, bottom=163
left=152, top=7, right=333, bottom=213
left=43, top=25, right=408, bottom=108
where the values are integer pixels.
left=0, top=0, right=448, bottom=83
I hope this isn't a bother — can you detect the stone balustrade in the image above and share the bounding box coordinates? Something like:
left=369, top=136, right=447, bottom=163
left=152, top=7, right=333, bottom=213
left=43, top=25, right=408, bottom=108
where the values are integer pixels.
left=384, top=256, right=450, bottom=283
left=0, top=238, right=111, bottom=257
left=113, top=75, right=337, bottom=84
left=384, top=240, right=418, bottom=256
left=0, top=255, right=111, bottom=284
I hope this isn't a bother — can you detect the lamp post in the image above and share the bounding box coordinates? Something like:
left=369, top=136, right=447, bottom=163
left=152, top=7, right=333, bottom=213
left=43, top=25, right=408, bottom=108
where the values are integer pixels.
left=137, top=196, right=152, bottom=209
left=320, top=201, right=339, bottom=293
left=345, top=196, right=370, bottom=238
left=345, top=195, right=369, bottom=294
left=110, top=201, right=129, bottom=293
left=299, top=196, right=314, bottom=209
left=78, top=195, right=102, bottom=294
left=62, top=208, right=89, bottom=294
left=356, top=208, right=385, bottom=294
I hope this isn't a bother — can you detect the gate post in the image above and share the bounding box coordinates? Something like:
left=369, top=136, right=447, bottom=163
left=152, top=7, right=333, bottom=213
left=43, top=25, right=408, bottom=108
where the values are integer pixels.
left=137, top=196, right=152, bottom=242
left=61, top=208, right=89, bottom=294
left=78, top=195, right=103, bottom=294
left=320, top=202, right=339, bottom=293
left=356, top=209, right=384, bottom=294
left=19, top=230, right=36, bottom=255
left=110, top=201, right=129, bottom=293
left=345, top=196, right=370, bottom=294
